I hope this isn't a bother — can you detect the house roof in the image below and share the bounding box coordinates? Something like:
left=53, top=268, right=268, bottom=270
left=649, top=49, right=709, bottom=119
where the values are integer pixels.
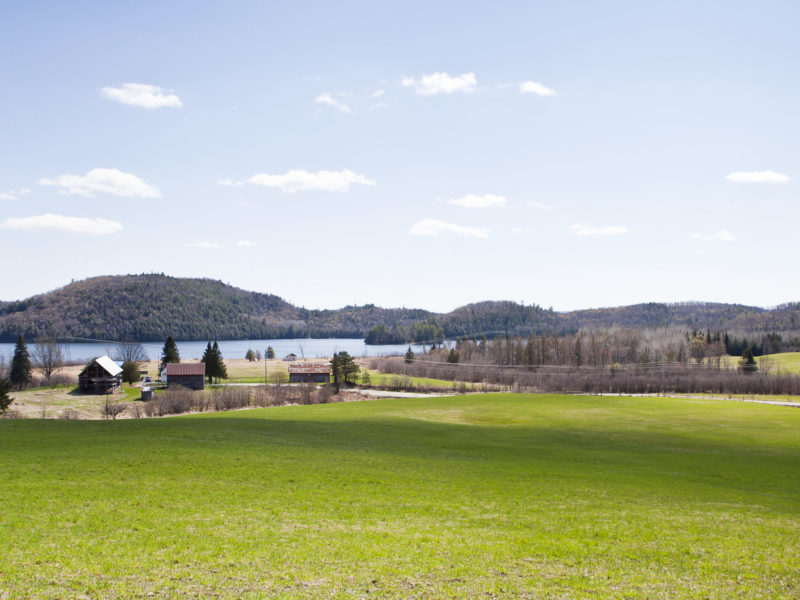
left=289, top=363, right=331, bottom=374
left=81, top=355, right=123, bottom=377
left=165, top=362, right=206, bottom=376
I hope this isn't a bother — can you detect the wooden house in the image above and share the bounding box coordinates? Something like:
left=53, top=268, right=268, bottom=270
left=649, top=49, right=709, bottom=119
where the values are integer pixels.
left=283, top=353, right=298, bottom=362
left=164, top=362, right=206, bottom=390
left=288, top=363, right=331, bottom=383
left=78, top=356, right=123, bottom=394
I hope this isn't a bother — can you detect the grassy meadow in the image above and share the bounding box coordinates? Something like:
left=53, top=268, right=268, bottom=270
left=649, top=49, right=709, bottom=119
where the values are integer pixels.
left=1, top=393, right=798, bottom=599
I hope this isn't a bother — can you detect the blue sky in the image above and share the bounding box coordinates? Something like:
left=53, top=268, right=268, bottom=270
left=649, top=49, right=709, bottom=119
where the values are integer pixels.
left=1, top=1, right=798, bottom=312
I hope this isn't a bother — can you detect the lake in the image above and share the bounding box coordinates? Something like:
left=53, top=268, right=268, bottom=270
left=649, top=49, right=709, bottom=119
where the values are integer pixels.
left=0, top=338, right=430, bottom=363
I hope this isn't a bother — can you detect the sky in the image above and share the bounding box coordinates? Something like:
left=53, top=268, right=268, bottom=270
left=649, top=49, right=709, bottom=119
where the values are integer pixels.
left=1, top=0, right=798, bottom=313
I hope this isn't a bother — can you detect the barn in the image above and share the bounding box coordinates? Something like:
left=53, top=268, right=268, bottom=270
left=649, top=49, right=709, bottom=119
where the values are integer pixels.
left=78, top=356, right=123, bottom=394
left=165, top=362, right=206, bottom=390
left=288, top=363, right=331, bottom=383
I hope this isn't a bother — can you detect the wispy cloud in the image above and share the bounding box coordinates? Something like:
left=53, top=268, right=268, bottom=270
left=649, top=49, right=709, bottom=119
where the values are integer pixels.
left=368, top=101, right=388, bottom=110
left=371, top=89, right=385, bottom=98
left=101, top=83, right=182, bottom=109
left=526, top=201, right=555, bottom=210
left=226, top=169, right=375, bottom=193
left=185, top=240, right=221, bottom=248
left=0, top=213, right=122, bottom=235
left=218, top=178, right=244, bottom=187
left=519, top=81, right=557, bottom=96
left=569, top=224, right=628, bottom=236
left=40, top=168, right=160, bottom=198
left=410, top=218, right=490, bottom=238
left=440, top=193, right=507, bottom=208
left=692, top=230, right=735, bottom=241
left=0, top=188, right=30, bottom=201
left=236, top=240, right=258, bottom=247
left=725, top=170, right=790, bottom=183
left=315, top=93, right=354, bottom=114
left=402, top=72, right=477, bottom=95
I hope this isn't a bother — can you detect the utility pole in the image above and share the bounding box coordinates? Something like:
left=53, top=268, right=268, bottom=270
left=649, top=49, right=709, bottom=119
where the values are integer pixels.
left=265, top=350, right=268, bottom=385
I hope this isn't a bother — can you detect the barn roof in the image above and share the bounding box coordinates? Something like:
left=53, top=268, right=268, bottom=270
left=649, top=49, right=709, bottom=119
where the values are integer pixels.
left=288, top=363, right=331, bottom=374
left=81, top=355, right=123, bottom=377
left=165, top=362, right=206, bottom=376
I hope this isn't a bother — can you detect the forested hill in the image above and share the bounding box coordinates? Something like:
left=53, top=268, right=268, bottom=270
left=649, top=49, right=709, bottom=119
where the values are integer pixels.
left=0, top=274, right=798, bottom=342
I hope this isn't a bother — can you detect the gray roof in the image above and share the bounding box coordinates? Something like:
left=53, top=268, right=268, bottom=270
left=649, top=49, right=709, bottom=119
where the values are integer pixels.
left=92, top=355, right=123, bottom=377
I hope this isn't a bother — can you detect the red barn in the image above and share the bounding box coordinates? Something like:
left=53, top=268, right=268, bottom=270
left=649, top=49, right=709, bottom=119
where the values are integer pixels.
left=288, top=363, right=331, bottom=383
left=165, top=362, right=206, bottom=390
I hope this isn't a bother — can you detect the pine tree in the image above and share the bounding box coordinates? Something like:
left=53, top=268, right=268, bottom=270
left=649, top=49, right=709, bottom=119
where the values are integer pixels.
left=212, top=341, right=228, bottom=381
left=0, top=378, right=13, bottom=413
left=9, top=335, right=32, bottom=391
left=245, top=348, right=256, bottom=362
left=739, top=346, right=757, bottom=373
left=202, top=341, right=228, bottom=383
left=266, top=346, right=275, bottom=359
left=404, top=347, right=415, bottom=363
left=201, top=342, right=214, bottom=384
left=160, top=336, right=180, bottom=371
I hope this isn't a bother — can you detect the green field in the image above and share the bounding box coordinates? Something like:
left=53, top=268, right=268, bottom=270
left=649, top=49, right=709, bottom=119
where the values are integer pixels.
left=717, top=351, right=800, bottom=374
left=1, top=394, right=799, bottom=598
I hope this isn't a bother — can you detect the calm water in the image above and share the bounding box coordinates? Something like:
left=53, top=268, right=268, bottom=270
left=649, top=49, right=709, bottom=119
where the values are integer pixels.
left=0, top=338, right=429, bottom=363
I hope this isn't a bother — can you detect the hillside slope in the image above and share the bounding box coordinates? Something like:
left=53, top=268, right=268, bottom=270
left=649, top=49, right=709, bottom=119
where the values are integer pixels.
left=0, top=274, right=798, bottom=342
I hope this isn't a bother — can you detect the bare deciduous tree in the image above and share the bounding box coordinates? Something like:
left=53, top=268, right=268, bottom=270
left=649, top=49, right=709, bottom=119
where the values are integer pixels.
left=115, top=341, right=149, bottom=365
left=33, top=337, right=65, bottom=387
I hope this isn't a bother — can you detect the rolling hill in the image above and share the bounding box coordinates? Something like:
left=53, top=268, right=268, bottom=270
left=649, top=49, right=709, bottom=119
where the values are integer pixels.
left=0, top=274, right=798, bottom=342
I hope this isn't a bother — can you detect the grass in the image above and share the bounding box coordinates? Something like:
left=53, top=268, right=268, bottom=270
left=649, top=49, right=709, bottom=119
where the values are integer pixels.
left=1, top=393, right=798, bottom=598
left=716, top=351, right=800, bottom=374
left=365, top=369, right=475, bottom=388
left=6, top=384, right=141, bottom=419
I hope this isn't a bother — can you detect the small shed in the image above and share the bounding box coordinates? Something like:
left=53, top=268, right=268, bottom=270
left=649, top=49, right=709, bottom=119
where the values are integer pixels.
left=283, top=353, right=298, bottom=362
left=165, top=362, right=206, bottom=390
left=288, top=363, right=331, bottom=383
left=78, top=356, right=123, bottom=394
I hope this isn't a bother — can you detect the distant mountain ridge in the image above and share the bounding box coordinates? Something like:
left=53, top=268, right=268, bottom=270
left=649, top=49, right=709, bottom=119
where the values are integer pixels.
left=0, top=274, right=797, bottom=342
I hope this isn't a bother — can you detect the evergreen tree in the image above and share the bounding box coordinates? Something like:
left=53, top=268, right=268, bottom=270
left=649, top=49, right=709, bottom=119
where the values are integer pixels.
left=739, top=346, right=757, bottom=373
left=202, top=341, right=228, bottom=383
left=330, top=351, right=359, bottom=393
left=201, top=342, right=214, bottom=384
left=9, top=334, right=32, bottom=391
left=0, top=378, right=13, bottom=413
left=245, top=348, right=256, bottom=362
left=160, top=336, right=180, bottom=371
left=404, top=347, right=415, bottom=363
left=266, top=346, right=275, bottom=359
left=447, top=348, right=460, bottom=363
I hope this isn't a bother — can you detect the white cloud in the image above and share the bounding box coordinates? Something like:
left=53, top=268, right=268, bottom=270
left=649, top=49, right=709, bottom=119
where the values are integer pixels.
left=692, top=230, right=735, bottom=242
left=244, top=169, right=375, bottom=193
left=101, top=83, right=182, bottom=109
left=569, top=224, right=628, bottom=236
left=725, top=170, right=790, bottom=183
left=371, top=89, right=385, bottom=98
left=236, top=240, right=258, bottom=247
left=410, top=218, right=490, bottom=238
left=0, top=213, right=122, bottom=235
left=519, top=81, right=557, bottom=96
left=526, top=201, right=555, bottom=210
left=185, top=240, right=221, bottom=248
left=368, top=102, right=388, bottom=110
left=440, top=193, right=507, bottom=208
left=0, top=188, right=32, bottom=201
left=218, top=178, right=244, bottom=187
left=402, top=72, right=477, bottom=95
left=40, top=168, right=160, bottom=198
left=315, top=93, right=353, bottom=114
